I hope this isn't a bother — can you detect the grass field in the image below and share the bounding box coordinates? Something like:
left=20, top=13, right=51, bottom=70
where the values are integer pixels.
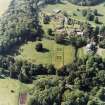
left=42, top=1, right=105, bottom=26
left=0, top=78, right=34, bottom=105
left=16, top=39, right=75, bottom=68
left=0, top=78, right=20, bottom=105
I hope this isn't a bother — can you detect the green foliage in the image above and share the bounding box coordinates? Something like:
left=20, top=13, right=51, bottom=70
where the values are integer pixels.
left=82, top=9, right=87, bottom=16
left=100, top=25, right=105, bottom=35
left=94, top=9, right=98, bottom=16
left=69, top=36, right=87, bottom=48
left=63, top=90, right=89, bottom=105
left=87, top=99, right=99, bottom=105
left=99, top=40, right=105, bottom=49
left=0, top=0, right=42, bottom=53
left=96, top=70, right=105, bottom=84
left=47, top=64, right=56, bottom=75
left=43, top=16, right=50, bottom=24
left=67, top=0, right=104, bottom=6
left=28, top=76, right=64, bottom=105
left=94, top=17, right=99, bottom=24
left=87, top=13, right=95, bottom=21
left=97, top=87, right=105, bottom=101
left=47, top=28, right=53, bottom=36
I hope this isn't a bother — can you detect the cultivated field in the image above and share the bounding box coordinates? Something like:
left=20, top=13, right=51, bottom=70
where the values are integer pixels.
left=16, top=39, right=75, bottom=68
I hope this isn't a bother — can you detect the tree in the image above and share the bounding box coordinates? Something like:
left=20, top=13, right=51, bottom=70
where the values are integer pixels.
left=94, top=26, right=100, bottom=35
left=43, top=16, right=50, bottom=24
left=63, top=11, right=68, bottom=17
left=96, top=70, right=105, bottom=84
left=28, top=97, right=38, bottom=105
left=87, top=99, right=99, bottom=105
left=36, top=43, right=43, bottom=52
left=47, top=64, right=56, bottom=75
left=55, top=35, right=64, bottom=44
left=94, top=17, right=99, bottom=24
left=69, top=36, right=87, bottom=48
left=97, top=87, right=105, bottom=101
left=84, top=24, right=94, bottom=38
left=47, top=28, right=53, bottom=35
left=100, top=25, right=105, bottom=34
left=99, top=40, right=105, bottom=48
left=18, top=72, right=31, bottom=83
left=82, top=9, right=87, bottom=17
left=87, top=13, right=94, bottom=21
left=57, top=66, right=68, bottom=76
left=0, top=0, right=40, bottom=53
left=94, top=9, right=98, bottom=16
left=62, top=90, right=88, bottom=105
left=9, top=64, right=18, bottom=79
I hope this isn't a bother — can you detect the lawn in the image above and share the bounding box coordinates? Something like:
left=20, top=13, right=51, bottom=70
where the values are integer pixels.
left=97, top=48, right=105, bottom=59
left=77, top=47, right=87, bottom=59
left=15, top=39, right=75, bottom=68
left=42, top=1, right=105, bottom=27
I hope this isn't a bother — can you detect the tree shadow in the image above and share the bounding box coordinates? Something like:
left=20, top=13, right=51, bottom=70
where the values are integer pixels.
left=41, top=48, right=49, bottom=53
left=97, top=13, right=104, bottom=17
left=48, top=1, right=66, bottom=5
left=58, top=1, right=67, bottom=5
left=97, top=21, right=103, bottom=25
left=57, top=39, right=71, bottom=46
